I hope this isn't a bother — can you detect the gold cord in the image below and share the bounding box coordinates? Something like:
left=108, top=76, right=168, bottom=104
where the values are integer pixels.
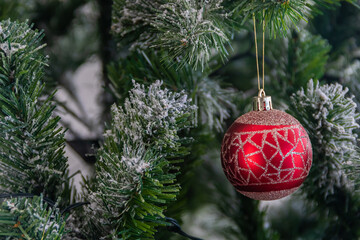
left=262, top=9, right=265, bottom=91
left=253, top=10, right=266, bottom=91
left=253, top=14, right=260, bottom=91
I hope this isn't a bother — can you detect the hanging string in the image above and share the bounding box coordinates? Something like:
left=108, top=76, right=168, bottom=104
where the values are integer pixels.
left=262, top=8, right=265, bottom=91
left=253, top=14, right=261, bottom=91
left=253, top=10, right=266, bottom=92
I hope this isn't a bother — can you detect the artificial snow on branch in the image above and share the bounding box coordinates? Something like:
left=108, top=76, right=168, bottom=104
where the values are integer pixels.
left=341, top=60, right=360, bottom=113
left=112, top=0, right=232, bottom=70
left=82, top=80, right=196, bottom=239
left=0, top=19, right=70, bottom=205
left=193, top=76, right=237, bottom=132
left=0, top=195, right=66, bottom=239
left=108, top=51, right=237, bottom=132
left=288, top=79, right=360, bottom=239
left=112, top=0, right=352, bottom=71
left=289, top=79, right=360, bottom=197
left=226, top=0, right=355, bottom=37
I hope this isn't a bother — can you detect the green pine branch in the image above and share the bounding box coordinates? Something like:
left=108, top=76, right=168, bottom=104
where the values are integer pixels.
left=108, top=50, right=238, bottom=235
left=288, top=79, right=360, bottom=238
left=108, top=50, right=237, bottom=132
left=112, top=0, right=351, bottom=71
left=112, top=0, right=234, bottom=70
left=0, top=20, right=70, bottom=206
left=227, top=0, right=309, bottom=37
left=82, top=81, right=196, bottom=239
left=0, top=195, right=67, bottom=239
left=226, top=0, right=355, bottom=37
left=289, top=80, right=360, bottom=196
left=268, top=30, right=331, bottom=99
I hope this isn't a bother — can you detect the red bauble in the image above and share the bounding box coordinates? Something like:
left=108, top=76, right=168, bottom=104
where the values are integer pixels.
left=221, top=109, right=312, bottom=200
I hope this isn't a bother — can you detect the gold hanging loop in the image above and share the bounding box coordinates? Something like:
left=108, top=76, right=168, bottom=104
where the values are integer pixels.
left=258, top=88, right=266, bottom=97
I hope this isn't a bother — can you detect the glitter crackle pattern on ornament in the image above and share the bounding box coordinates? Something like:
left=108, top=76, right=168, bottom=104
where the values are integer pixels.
left=221, top=122, right=312, bottom=199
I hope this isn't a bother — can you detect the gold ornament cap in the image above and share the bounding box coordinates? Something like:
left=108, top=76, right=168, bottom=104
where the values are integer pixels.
left=253, top=89, right=272, bottom=111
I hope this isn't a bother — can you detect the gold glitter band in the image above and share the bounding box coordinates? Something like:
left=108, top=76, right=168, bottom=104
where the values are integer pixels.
left=235, top=109, right=301, bottom=125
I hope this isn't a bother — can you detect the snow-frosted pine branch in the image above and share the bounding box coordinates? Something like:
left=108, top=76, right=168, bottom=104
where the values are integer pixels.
left=83, top=80, right=196, bottom=239
left=0, top=20, right=70, bottom=205
left=290, top=79, right=360, bottom=196
left=0, top=196, right=66, bottom=239
left=108, top=51, right=236, bottom=132
left=108, top=79, right=196, bottom=149
left=340, top=60, right=360, bottom=113
left=194, top=77, right=236, bottom=132
left=112, top=0, right=231, bottom=70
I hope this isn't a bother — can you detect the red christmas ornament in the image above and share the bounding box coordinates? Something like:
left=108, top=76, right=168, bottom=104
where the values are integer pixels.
left=221, top=90, right=312, bottom=200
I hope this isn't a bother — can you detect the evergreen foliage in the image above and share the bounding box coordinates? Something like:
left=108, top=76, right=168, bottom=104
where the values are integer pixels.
left=0, top=0, right=29, bottom=20
left=83, top=81, right=196, bottom=239
left=112, top=0, right=355, bottom=70
left=290, top=79, right=359, bottom=196
left=289, top=79, right=360, bottom=238
left=112, top=0, right=232, bottom=70
left=338, top=60, right=360, bottom=113
left=226, top=0, right=355, bottom=36
left=269, top=30, right=331, bottom=97
left=0, top=195, right=66, bottom=239
left=0, top=20, right=70, bottom=205
left=1, top=0, right=360, bottom=239
left=210, top=171, right=276, bottom=240
left=108, top=50, right=236, bottom=132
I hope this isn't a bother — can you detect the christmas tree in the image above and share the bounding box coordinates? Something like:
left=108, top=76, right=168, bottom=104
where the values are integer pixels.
left=1, top=0, right=360, bottom=239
